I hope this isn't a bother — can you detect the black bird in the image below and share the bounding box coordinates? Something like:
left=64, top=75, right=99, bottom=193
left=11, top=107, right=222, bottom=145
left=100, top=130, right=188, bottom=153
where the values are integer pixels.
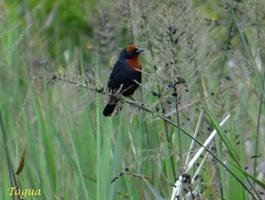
left=103, top=44, right=144, bottom=116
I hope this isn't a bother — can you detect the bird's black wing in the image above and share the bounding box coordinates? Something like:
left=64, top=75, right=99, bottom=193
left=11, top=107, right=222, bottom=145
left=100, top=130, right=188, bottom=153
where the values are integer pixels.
left=109, top=68, right=140, bottom=91
left=107, top=60, right=122, bottom=89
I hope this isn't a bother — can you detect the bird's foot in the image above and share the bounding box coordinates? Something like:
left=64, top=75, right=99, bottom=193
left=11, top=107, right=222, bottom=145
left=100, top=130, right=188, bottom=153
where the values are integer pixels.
left=128, top=96, right=135, bottom=101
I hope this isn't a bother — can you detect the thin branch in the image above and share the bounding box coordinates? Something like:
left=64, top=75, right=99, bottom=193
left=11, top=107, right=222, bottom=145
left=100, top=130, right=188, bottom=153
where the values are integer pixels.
left=49, top=74, right=258, bottom=200
left=185, top=110, right=203, bottom=165
left=186, top=114, right=230, bottom=172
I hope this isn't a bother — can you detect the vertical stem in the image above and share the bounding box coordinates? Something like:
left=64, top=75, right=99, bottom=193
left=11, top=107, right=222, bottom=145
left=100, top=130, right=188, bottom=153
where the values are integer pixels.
left=138, top=4, right=176, bottom=178
left=253, top=1, right=265, bottom=177
left=174, top=90, right=183, bottom=171
left=167, top=24, right=183, bottom=176
left=0, top=110, right=21, bottom=200
left=253, top=69, right=265, bottom=176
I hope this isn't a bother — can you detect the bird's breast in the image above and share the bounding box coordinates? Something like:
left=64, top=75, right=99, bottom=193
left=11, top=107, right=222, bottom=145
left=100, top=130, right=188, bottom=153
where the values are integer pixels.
left=126, top=57, right=141, bottom=70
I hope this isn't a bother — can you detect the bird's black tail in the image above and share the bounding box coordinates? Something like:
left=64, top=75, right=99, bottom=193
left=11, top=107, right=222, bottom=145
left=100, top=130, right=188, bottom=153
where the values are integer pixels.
left=103, top=96, right=117, bottom=117
left=103, top=103, right=116, bottom=116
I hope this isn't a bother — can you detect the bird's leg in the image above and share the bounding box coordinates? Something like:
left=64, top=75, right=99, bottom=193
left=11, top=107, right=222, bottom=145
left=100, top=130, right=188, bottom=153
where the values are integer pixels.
left=128, top=96, right=135, bottom=101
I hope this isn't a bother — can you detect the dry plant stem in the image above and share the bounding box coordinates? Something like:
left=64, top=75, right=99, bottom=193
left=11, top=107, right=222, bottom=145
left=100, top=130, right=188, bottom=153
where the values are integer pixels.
left=186, top=114, right=230, bottom=172
left=173, top=89, right=184, bottom=172
left=187, top=182, right=195, bottom=200
left=167, top=23, right=184, bottom=175
left=167, top=31, right=184, bottom=173
left=140, top=7, right=177, bottom=178
left=253, top=69, right=265, bottom=176
left=185, top=110, right=203, bottom=165
left=253, top=2, right=264, bottom=177
left=156, top=87, right=177, bottom=178
left=51, top=75, right=258, bottom=200
left=121, top=104, right=255, bottom=199
left=191, top=148, right=209, bottom=183
left=159, top=85, right=177, bottom=179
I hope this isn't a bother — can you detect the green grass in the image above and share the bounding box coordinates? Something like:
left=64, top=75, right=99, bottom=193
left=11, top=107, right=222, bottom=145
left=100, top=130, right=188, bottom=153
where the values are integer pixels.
left=1, top=0, right=265, bottom=200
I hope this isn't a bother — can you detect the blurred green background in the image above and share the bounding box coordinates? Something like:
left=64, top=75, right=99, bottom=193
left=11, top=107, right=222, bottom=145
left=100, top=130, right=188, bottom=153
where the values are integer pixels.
left=0, top=0, right=265, bottom=199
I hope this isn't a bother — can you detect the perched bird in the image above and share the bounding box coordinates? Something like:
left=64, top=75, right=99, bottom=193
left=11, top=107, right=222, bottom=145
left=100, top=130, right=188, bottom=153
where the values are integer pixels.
left=103, top=44, right=144, bottom=116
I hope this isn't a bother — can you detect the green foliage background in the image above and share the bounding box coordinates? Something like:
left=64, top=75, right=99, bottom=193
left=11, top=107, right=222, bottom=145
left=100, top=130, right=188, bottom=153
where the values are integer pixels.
left=0, top=0, right=265, bottom=199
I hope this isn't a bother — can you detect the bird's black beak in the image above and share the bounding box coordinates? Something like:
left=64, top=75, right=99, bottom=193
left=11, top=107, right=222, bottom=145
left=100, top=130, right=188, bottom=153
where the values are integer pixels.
left=136, top=48, right=144, bottom=54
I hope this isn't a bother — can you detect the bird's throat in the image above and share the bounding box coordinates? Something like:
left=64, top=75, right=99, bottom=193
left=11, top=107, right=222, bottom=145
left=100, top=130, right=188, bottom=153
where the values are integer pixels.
left=126, top=57, right=141, bottom=70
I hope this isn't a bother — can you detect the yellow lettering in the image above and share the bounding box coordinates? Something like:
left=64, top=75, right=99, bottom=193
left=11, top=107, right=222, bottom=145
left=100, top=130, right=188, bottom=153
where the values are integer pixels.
left=8, top=187, right=16, bottom=196
left=14, top=189, right=20, bottom=196
left=35, top=189, right=41, bottom=195
left=21, top=189, right=26, bottom=198
left=8, top=187, right=41, bottom=197
left=28, top=189, right=34, bottom=196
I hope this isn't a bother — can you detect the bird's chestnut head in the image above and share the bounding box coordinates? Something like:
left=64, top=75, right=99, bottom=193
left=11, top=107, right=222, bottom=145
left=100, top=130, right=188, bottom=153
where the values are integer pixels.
left=120, top=44, right=144, bottom=59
